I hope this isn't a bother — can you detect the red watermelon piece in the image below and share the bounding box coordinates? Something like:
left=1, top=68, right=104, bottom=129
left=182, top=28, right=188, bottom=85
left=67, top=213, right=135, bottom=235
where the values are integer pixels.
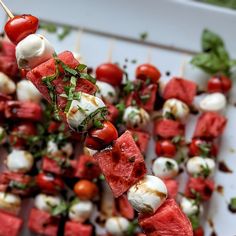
left=28, top=208, right=59, bottom=236
left=26, top=51, right=97, bottom=111
left=193, top=112, right=227, bottom=140
left=163, top=179, right=179, bottom=199
left=64, top=221, right=93, bottom=236
left=193, top=227, right=204, bottom=236
left=105, top=102, right=119, bottom=123
left=139, top=199, right=193, bottom=236
left=185, top=177, right=214, bottom=201
left=163, top=77, right=197, bottom=105
left=115, top=194, right=135, bottom=220
left=153, top=119, right=185, bottom=139
left=94, top=130, right=147, bottom=197
left=75, top=155, right=101, bottom=180
left=0, top=40, right=16, bottom=58
left=129, top=129, right=150, bottom=154
left=0, top=210, right=23, bottom=236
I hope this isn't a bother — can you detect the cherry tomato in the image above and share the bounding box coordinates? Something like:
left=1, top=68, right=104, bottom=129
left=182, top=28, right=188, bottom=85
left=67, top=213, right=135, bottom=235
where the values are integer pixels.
left=193, top=227, right=204, bottom=236
left=136, top=64, right=161, bottom=83
left=96, top=63, right=123, bottom=87
left=20, top=69, right=28, bottom=78
left=189, top=139, right=217, bottom=157
left=5, top=14, right=39, bottom=45
left=85, top=121, right=118, bottom=150
left=155, top=140, right=177, bottom=157
left=36, top=172, right=64, bottom=194
left=74, top=180, right=98, bottom=200
left=207, top=75, right=232, bottom=93
left=9, top=121, right=37, bottom=148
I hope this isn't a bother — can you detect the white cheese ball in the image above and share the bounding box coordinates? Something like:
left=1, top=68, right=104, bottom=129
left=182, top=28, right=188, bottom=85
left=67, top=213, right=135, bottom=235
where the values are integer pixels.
left=46, top=140, right=58, bottom=154
left=16, top=34, right=55, bottom=69
left=186, top=156, right=215, bottom=177
left=6, top=150, right=34, bottom=173
left=127, top=175, right=167, bottom=214
left=61, top=143, right=73, bottom=157
left=0, top=192, right=21, bottom=214
left=123, top=106, right=150, bottom=129
left=66, top=93, right=106, bottom=131
left=96, top=80, right=117, bottom=104
left=35, top=194, right=61, bottom=213
left=105, top=216, right=130, bottom=236
left=152, top=157, right=179, bottom=179
left=16, top=80, right=42, bottom=103
left=0, top=72, right=16, bottom=95
left=180, top=197, right=200, bottom=216
left=69, top=200, right=93, bottom=223
left=199, top=93, right=226, bottom=114
left=182, top=62, right=210, bottom=91
left=163, top=98, right=189, bottom=122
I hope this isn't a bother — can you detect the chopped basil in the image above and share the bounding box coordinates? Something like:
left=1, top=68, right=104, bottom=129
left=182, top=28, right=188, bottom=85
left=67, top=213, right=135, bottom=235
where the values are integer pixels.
left=99, top=174, right=105, bottom=181
left=51, top=201, right=68, bottom=216
left=123, top=80, right=135, bottom=94
left=131, top=59, right=137, bottom=64
left=93, top=120, right=104, bottom=129
left=39, top=23, right=57, bottom=33
left=80, top=73, right=96, bottom=84
left=164, top=111, right=176, bottom=120
left=200, top=163, right=211, bottom=178
left=9, top=181, right=27, bottom=190
left=189, top=214, right=200, bottom=230
left=198, top=143, right=211, bottom=157
left=165, top=161, right=175, bottom=170
left=139, top=94, right=150, bottom=104
left=126, top=219, right=138, bottom=236
left=128, top=156, right=136, bottom=163
left=58, top=26, right=71, bottom=41
left=229, top=197, right=236, bottom=211
left=132, top=133, right=139, bottom=142
left=76, top=64, right=87, bottom=72
left=139, top=32, right=148, bottom=41
left=108, top=91, right=114, bottom=97
left=172, top=135, right=183, bottom=144
left=86, top=162, right=94, bottom=168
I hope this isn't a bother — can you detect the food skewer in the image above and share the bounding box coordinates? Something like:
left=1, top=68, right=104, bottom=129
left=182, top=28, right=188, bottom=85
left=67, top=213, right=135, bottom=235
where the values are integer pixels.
left=0, top=0, right=13, bottom=18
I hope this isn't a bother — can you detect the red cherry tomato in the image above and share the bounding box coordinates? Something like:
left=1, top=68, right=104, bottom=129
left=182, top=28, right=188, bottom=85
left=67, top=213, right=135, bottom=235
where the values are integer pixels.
left=136, top=64, right=161, bottom=83
left=189, top=139, right=217, bottom=157
left=9, top=122, right=37, bottom=148
left=96, top=63, right=123, bottom=86
left=85, top=121, right=118, bottom=150
left=36, top=172, right=64, bottom=194
left=155, top=140, right=177, bottom=157
left=207, top=75, right=232, bottom=93
left=5, top=14, right=39, bottom=45
left=74, top=180, right=98, bottom=200
left=193, top=227, right=204, bottom=236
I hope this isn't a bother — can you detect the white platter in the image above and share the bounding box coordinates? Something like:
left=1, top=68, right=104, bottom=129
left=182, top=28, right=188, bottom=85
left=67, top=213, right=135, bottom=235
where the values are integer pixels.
left=0, top=0, right=236, bottom=235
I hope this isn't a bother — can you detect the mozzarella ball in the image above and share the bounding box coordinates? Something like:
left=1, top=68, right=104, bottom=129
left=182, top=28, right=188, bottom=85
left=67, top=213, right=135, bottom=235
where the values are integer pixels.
left=199, top=93, right=226, bottom=114
left=16, top=34, right=55, bottom=69
left=96, top=80, right=117, bottom=103
left=127, top=175, right=167, bottom=214
left=105, top=216, right=130, bottom=236
left=6, top=150, right=34, bottom=173
left=66, top=93, right=106, bottom=132
left=152, top=157, right=179, bottom=179
left=182, top=62, right=210, bottom=91
left=69, top=200, right=93, bottom=222
left=186, top=156, right=215, bottom=177
left=180, top=197, right=200, bottom=216
left=0, top=72, right=16, bottom=95
left=123, top=106, right=150, bottom=129
left=47, top=140, right=58, bottom=154
left=35, top=194, right=61, bottom=213
left=0, top=192, right=21, bottom=214
left=163, top=98, right=189, bottom=122
left=61, top=143, right=73, bottom=157
left=16, top=80, right=42, bottom=103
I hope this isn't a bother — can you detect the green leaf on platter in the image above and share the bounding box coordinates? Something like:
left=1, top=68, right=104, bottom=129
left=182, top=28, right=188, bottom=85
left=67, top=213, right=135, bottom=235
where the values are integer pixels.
left=202, top=29, right=224, bottom=52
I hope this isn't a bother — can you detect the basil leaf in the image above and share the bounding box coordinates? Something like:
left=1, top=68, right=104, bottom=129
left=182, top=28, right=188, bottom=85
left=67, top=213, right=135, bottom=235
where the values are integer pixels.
left=80, top=73, right=96, bottom=84
left=39, top=23, right=57, bottom=33
left=58, top=26, right=71, bottom=41
left=229, top=197, right=236, bottom=211
left=202, top=29, right=224, bottom=52
left=189, top=214, right=200, bottom=230
left=76, top=64, right=87, bottom=72
left=51, top=201, right=68, bottom=216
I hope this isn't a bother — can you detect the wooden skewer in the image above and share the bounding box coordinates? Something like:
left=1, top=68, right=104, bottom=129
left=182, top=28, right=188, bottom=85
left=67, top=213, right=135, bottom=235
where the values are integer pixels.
left=107, top=38, right=115, bottom=62
left=147, top=47, right=152, bottom=64
left=0, top=0, right=14, bottom=19
left=74, top=28, right=83, bottom=53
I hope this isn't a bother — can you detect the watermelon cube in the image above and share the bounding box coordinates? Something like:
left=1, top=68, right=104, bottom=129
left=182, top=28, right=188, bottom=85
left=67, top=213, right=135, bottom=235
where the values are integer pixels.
left=105, top=102, right=119, bottom=123
left=163, top=77, right=197, bottom=105
left=129, top=129, right=150, bottom=154
left=26, top=51, right=97, bottom=111
left=139, top=199, right=193, bottom=236
left=153, top=119, right=185, bottom=139
left=193, top=112, right=227, bottom=140
left=115, top=194, right=134, bottom=220
left=185, top=177, right=214, bottom=201
left=94, top=130, right=147, bottom=197
left=163, top=179, right=179, bottom=199
left=28, top=208, right=59, bottom=236
left=75, top=155, right=101, bottom=180
left=0, top=210, right=23, bottom=236
left=64, top=221, right=93, bottom=236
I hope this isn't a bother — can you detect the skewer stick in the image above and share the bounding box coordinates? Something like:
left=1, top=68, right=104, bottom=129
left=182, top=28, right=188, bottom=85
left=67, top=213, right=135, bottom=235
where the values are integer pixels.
left=74, top=27, right=83, bottom=53
left=0, top=0, right=14, bottom=19
left=147, top=47, right=152, bottom=64
left=107, top=38, right=115, bottom=62
left=179, top=55, right=188, bottom=77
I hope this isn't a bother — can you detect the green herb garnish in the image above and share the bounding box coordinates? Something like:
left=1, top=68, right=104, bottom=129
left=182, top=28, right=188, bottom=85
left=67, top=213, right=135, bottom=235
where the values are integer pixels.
left=58, top=26, right=71, bottom=41
left=51, top=201, right=68, bottom=216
